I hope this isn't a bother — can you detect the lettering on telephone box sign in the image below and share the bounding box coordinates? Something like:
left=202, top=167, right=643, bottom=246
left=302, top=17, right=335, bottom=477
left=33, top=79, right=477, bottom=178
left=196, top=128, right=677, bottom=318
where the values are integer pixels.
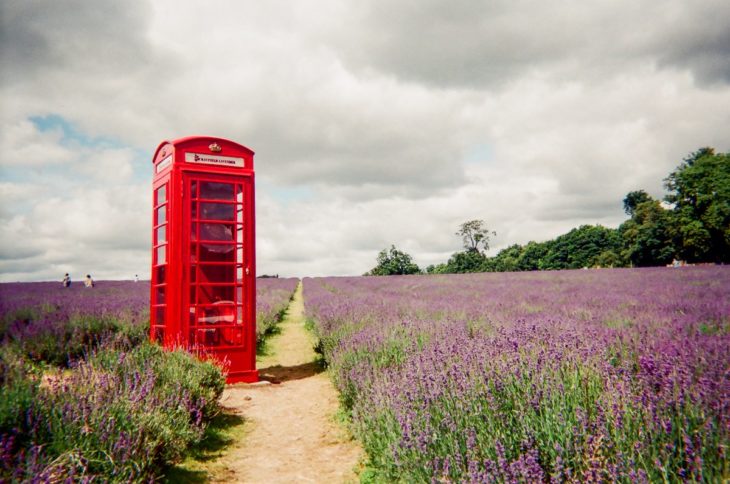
left=156, top=155, right=173, bottom=173
left=185, top=152, right=245, bottom=168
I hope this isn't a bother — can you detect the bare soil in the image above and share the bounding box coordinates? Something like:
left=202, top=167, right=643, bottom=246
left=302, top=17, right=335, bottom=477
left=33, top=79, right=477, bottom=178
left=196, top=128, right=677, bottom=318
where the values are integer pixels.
left=210, top=283, right=363, bottom=483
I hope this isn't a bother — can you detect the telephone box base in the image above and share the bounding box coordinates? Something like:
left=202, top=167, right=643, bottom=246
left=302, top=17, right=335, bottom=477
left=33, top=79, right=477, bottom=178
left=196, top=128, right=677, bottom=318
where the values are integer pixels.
left=226, top=369, right=259, bottom=384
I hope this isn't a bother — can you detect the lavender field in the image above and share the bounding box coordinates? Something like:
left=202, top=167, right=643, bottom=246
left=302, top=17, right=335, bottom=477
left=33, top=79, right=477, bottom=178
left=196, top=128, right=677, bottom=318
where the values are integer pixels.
left=0, top=277, right=298, bottom=481
left=304, top=267, right=730, bottom=482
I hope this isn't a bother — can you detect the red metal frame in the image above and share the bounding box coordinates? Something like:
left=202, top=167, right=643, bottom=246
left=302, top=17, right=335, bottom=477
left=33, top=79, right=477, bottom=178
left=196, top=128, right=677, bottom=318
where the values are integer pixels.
left=150, top=136, right=257, bottom=383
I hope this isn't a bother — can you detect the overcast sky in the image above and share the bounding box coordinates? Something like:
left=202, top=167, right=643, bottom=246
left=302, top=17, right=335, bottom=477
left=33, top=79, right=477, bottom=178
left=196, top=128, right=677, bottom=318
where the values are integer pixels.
left=1, top=0, right=729, bottom=281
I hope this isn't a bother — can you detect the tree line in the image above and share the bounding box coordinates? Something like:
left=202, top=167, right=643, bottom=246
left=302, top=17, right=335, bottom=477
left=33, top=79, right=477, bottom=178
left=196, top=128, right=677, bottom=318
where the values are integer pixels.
left=367, top=147, right=729, bottom=275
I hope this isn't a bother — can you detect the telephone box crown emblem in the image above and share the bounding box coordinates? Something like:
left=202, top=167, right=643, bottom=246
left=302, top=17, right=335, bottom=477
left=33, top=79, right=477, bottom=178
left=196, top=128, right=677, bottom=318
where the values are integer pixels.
left=209, top=143, right=222, bottom=152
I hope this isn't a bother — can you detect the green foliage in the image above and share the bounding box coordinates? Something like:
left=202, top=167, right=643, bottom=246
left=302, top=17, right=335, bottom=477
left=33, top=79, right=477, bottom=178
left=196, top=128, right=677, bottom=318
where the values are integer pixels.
left=442, top=250, right=489, bottom=273
left=623, top=190, right=652, bottom=216
left=619, top=198, right=675, bottom=267
left=665, top=148, right=730, bottom=263
left=1, top=343, right=225, bottom=482
left=540, top=225, right=624, bottom=270
left=368, top=245, right=421, bottom=276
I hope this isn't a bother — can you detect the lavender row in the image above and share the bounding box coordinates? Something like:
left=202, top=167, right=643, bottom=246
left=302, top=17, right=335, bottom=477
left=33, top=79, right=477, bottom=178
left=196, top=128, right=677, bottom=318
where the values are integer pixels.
left=0, top=278, right=299, bottom=363
left=303, top=267, right=730, bottom=481
left=255, top=278, right=299, bottom=342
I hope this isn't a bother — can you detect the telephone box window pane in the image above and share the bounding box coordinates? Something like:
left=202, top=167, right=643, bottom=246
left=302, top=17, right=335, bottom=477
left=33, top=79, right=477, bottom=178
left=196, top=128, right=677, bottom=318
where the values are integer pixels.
left=200, top=264, right=234, bottom=283
left=191, top=201, right=198, bottom=219
left=156, top=206, right=166, bottom=224
left=236, top=228, right=244, bottom=244
left=156, top=245, right=166, bottom=264
left=201, top=203, right=234, bottom=221
left=236, top=286, right=242, bottom=304
left=190, top=285, right=197, bottom=304
left=155, top=307, right=165, bottom=325
left=153, top=326, right=164, bottom=342
left=156, top=225, right=166, bottom=244
left=155, top=265, right=166, bottom=284
left=155, top=286, right=166, bottom=305
left=200, top=182, right=234, bottom=200
left=197, top=285, right=234, bottom=304
left=236, top=266, right=243, bottom=282
left=191, top=181, right=198, bottom=198
left=237, top=306, right=243, bottom=324
left=236, top=247, right=244, bottom=263
left=190, top=265, right=197, bottom=283
left=198, top=304, right=235, bottom=326
left=201, top=223, right=234, bottom=241
left=224, top=328, right=243, bottom=345
left=197, top=328, right=220, bottom=346
left=191, top=223, right=197, bottom=241
left=200, top=243, right=234, bottom=262
left=156, top=186, right=167, bottom=205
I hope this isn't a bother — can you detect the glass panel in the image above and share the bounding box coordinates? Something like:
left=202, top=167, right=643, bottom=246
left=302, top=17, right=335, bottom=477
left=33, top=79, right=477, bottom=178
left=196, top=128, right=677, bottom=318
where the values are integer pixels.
left=236, top=286, right=242, bottom=304
left=190, top=265, right=197, bottom=283
left=197, top=302, right=235, bottom=325
left=237, top=306, right=243, bottom=324
left=156, top=205, right=166, bottom=224
left=199, top=243, right=235, bottom=262
left=236, top=266, right=243, bottom=282
left=236, top=247, right=244, bottom=264
left=156, top=225, right=166, bottom=244
left=200, top=203, right=234, bottom=221
left=155, top=286, right=166, bottom=305
left=191, top=223, right=197, bottom=241
left=200, top=264, right=234, bottom=283
left=197, top=328, right=221, bottom=347
left=200, top=182, right=234, bottom=200
left=156, top=245, right=166, bottom=264
left=155, top=306, right=165, bottom=325
left=156, top=185, right=167, bottom=205
left=189, top=307, right=196, bottom=327
left=153, top=326, right=164, bottom=342
left=191, top=181, right=198, bottom=199
left=190, top=285, right=196, bottom=304
left=191, top=200, right=198, bottom=219
left=237, top=208, right=243, bottom=224
left=236, top=227, right=244, bottom=244
left=155, top=265, right=166, bottom=284
left=200, top=223, right=234, bottom=241
left=224, top=327, right=243, bottom=345
left=197, top=285, right=234, bottom=305
left=236, top=185, right=243, bottom=202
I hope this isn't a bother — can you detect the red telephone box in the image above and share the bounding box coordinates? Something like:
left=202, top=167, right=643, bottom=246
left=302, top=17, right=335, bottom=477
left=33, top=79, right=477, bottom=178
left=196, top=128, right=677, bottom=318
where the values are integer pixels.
left=150, top=136, right=258, bottom=383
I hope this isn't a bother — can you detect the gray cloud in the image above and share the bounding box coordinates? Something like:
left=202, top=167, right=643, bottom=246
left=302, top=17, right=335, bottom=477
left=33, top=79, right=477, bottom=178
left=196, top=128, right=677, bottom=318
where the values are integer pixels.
left=319, top=0, right=730, bottom=88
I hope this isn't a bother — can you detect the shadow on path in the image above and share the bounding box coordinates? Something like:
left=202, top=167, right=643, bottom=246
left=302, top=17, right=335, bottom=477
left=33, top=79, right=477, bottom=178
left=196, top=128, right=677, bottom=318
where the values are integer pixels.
left=257, top=361, right=324, bottom=384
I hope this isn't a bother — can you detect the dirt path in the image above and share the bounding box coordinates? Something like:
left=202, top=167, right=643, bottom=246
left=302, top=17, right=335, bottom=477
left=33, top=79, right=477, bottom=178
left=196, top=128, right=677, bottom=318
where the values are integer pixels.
left=213, top=282, right=363, bottom=483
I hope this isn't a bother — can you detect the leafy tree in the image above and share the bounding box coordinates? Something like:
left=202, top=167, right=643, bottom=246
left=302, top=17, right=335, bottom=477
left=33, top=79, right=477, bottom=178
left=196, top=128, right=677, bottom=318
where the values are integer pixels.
left=456, top=220, right=496, bottom=254
left=623, top=190, right=652, bottom=216
left=541, top=225, right=623, bottom=270
left=489, top=244, right=524, bottom=272
left=516, top=241, right=551, bottom=271
left=619, top=198, right=675, bottom=267
left=367, top=245, right=421, bottom=276
left=664, top=148, right=730, bottom=263
left=443, top=250, right=488, bottom=273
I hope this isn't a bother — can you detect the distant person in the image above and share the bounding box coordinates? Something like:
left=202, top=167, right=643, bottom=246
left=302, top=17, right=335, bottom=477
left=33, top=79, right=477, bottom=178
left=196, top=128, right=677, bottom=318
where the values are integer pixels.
left=135, top=274, right=139, bottom=282
left=62, top=273, right=71, bottom=287
left=84, top=274, right=94, bottom=288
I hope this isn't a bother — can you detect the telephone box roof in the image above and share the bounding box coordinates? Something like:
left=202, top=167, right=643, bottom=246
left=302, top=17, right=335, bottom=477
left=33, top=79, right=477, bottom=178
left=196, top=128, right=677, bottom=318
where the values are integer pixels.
left=152, top=136, right=255, bottom=164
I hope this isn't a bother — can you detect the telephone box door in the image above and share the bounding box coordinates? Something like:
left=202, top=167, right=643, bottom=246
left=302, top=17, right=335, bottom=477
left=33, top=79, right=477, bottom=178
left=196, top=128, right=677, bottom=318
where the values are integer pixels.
left=184, top=173, right=255, bottom=372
